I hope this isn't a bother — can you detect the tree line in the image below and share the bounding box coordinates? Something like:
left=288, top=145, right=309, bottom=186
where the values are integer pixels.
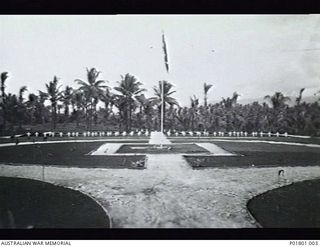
left=0, top=68, right=319, bottom=136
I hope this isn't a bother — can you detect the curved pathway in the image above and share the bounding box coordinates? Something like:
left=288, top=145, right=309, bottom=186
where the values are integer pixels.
left=1, top=160, right=320, bottom=227
left=0, top=135, right=320, bottom=227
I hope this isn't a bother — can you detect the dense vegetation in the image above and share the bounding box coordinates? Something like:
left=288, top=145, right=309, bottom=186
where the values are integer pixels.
left=0, top=69, right=319, bottom=136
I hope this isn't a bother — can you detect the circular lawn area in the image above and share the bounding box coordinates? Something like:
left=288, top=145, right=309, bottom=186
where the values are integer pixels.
left=247, top=179, right=320, bottom=227
left=0, top=176, right=110, bottom=228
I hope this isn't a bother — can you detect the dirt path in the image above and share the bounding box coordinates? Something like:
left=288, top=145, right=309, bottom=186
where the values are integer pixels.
left=195, top=142, right=235, bottom=155
left=2, top=156, right=320, bottom=228
left=1, top=136, right=320, bottom=228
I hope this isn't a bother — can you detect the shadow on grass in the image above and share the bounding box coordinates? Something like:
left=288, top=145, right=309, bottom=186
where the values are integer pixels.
left=247, top=179, right=320, bottom=228
left=0, top=176, right=110, bottom=228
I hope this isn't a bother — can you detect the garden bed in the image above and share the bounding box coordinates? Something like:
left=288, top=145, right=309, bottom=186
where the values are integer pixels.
left=116, top=144, right=209, bottom=154
left=247, top=179, right=320, bottom=227
left=0, top=176, right=110, bottom=228
left=0, top=142, right=146, bottom=169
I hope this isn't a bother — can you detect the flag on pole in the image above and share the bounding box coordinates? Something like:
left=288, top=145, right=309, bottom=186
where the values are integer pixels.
left=162, top=31, right=169, bottom=73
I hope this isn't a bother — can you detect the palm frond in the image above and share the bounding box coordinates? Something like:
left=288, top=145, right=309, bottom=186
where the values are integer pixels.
left=1, top=72, right=9, bottom=84
left=204, top=83, right=213, bottom=94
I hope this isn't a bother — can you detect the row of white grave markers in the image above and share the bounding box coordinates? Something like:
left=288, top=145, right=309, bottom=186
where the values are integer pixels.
left=166, top=131, right=288, bottom=137
left=25, top=130, right=289, bottom=138
left=25, top=130, right=151, bottom=138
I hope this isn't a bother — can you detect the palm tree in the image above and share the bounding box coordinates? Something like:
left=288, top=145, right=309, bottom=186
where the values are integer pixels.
left=296, top=88, right=305, bottom=106
left=100, top=88, right=114, bottom=125
left=17, top=86, right=28, bottom=128
left=190, top=95, right=199, bottom=108
left=18, top=86, right=27, bottom=104
left=112, top=94, right=128, bottom=131
left=221, top=92, right=240, bottom=108
left=61, top=86, right=73, bottom=118
left=45, top=76, right=63, bottom=129
left=71, top=90, right=86, bottom=127
left=114, top=73, right=146, bottom=131
left=38, top=90, right=49, bottom=125
left=264, top=92, right=291, bottom=109
left=27, top=93, right=38, bottom=125
left=75, top=68, right=107, bottom=129
left=189, top=95, right=200, bottom=129
left=135, top=94, right=156, bottom=130
left=0, top=72, right=9, bottom=130
left=0, top=72, right=8, bottom=100
left=151, top=80, right=178, bottom=131
left=5, top=93, right=19, bottom=129
left=203, top=83, right=213, bottom=107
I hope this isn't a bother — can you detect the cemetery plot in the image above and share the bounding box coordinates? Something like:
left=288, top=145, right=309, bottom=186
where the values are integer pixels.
left=0, top=142, right=146, bottom=169
left=0, top=176, right=110, bottom=228
left=247, top=179, right=320, bottom=227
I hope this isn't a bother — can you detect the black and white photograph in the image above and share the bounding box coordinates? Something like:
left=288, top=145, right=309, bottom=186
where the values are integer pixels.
left=0, top=14, right=320, bottom=234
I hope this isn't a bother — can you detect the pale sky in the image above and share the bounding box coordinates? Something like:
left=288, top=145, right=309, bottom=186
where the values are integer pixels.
left=1, top=15, right=320, bottom=106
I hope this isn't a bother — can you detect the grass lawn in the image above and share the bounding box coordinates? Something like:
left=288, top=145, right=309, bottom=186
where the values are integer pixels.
left=211, top=141, right=320, bottom=153
left=184, top=141, right=320, bottom=168
left=247, top=179, right=320, bottom=227
left=117, top=144, right=209, bottom=154
left=0, top=176, right=110, bottom=228
left=185, top=152, right=320, bottom=168
left=169, top=136, right=320, bottom=145
left=0, top=142, right=146, bottom=169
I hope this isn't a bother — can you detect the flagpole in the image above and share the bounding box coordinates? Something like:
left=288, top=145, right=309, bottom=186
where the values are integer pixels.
left=161, top=30, right=169, bottom=134
left=161, top=80, right=164, bottom=133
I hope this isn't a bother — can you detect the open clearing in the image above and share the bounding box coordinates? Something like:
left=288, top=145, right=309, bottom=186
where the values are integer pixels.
left=0, top=137, right=319, bottom=228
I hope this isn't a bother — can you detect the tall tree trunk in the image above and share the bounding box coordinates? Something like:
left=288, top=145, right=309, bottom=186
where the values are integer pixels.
left=1, top=105, right=6, bottom=131
left=64, top=104, right=69, bottom=117
left=146, top=113, right=152, bottom=130
left=126, top=105, right=130, bottom=132
left=52, top=105, right=57, bottom=129
left=158, top=104, right=166, bottom=131
left=204, top=94, right=208, bottom=108
left=93, top=103, right=97, bottom=126
left=1, top=87, right=5, bottom=131
left=1, top=97, right=6, bottom=132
